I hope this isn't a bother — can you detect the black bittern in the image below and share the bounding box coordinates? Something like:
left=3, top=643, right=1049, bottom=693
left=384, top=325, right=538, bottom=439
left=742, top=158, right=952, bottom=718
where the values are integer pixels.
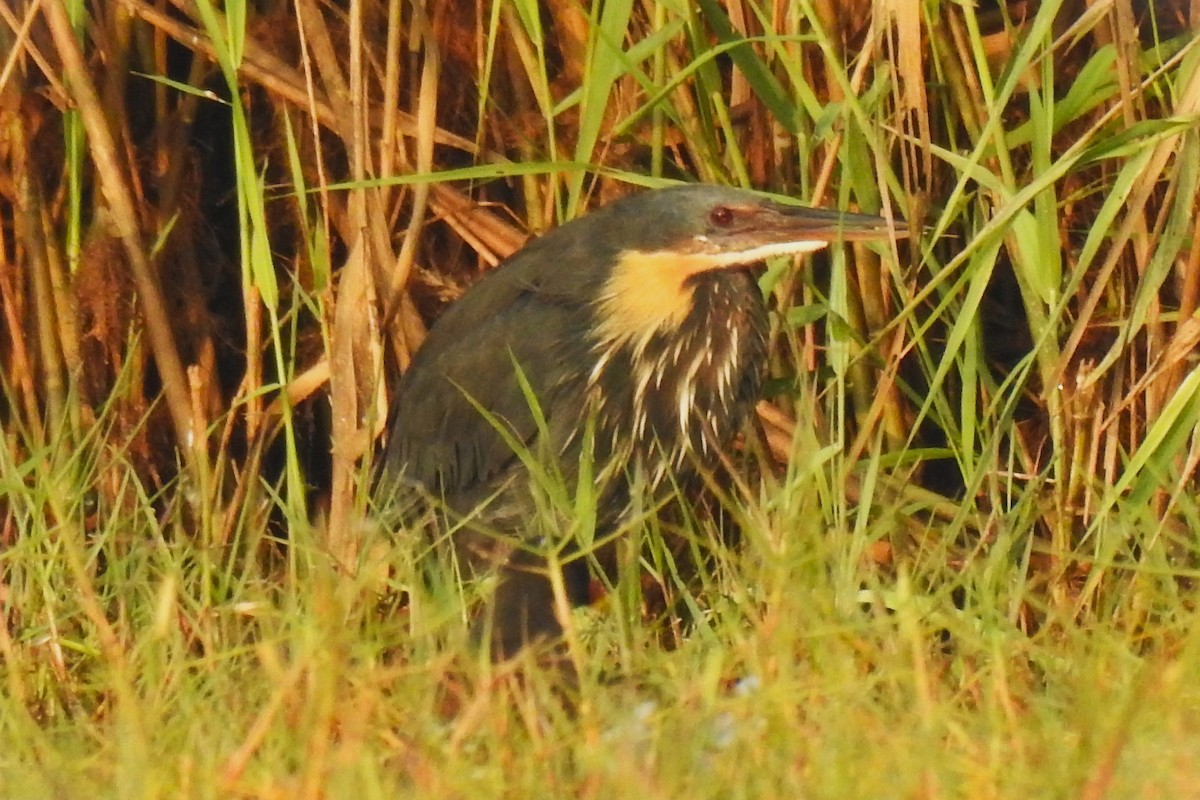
left=378, top=184, right=906, bottom=656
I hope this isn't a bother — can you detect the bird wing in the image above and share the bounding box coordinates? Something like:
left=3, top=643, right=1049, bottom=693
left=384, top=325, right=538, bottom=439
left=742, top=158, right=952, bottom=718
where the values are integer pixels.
left=382, top=269, right=593, bottom=511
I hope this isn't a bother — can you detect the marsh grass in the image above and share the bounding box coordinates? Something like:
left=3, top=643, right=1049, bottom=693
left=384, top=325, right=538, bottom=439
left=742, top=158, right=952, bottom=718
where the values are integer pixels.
left=3, top=0, right=1200, bottom=796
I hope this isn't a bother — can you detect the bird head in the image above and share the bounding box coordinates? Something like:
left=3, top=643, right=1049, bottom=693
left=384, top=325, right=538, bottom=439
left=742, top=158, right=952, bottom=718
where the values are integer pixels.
left=586, top=184, right=908, bottom=350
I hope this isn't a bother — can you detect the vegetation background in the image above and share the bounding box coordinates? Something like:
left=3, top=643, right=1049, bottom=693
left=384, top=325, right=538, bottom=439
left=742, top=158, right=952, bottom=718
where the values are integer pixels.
left=2, top=0, right=1200, bottom=796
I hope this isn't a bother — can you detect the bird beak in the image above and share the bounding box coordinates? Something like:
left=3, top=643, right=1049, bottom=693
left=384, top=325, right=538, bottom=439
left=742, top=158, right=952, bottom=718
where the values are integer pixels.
left=754, top=200, right=909, bottom=245
left=692, top=201, right=908, bottom=268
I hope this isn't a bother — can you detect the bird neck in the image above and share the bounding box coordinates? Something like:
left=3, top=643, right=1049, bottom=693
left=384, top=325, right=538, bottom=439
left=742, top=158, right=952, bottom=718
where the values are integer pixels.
left=583, top=270, right=768, bottom=487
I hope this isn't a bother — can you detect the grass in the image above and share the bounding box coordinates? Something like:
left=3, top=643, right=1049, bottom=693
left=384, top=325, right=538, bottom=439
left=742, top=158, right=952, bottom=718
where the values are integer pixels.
left=5, top=438, right=1200, bottom=797
left=4, top=0, right=1200, bottom=796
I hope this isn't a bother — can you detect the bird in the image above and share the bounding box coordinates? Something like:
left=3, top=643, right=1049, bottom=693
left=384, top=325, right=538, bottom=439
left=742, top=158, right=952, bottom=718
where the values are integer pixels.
left=377, top=183, right=906, bottom=657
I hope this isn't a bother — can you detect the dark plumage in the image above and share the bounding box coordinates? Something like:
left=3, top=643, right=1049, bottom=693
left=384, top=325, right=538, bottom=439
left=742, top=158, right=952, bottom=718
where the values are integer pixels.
left=378, top=184, right=904, bottom=655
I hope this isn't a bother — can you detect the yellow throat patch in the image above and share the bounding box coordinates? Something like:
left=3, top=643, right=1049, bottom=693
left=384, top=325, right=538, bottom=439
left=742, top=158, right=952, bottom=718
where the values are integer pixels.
left=592, top=250, right=720, bottom=353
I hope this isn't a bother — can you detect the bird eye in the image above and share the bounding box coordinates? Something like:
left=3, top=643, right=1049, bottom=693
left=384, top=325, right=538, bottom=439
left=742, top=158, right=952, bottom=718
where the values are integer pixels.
left=709, top=206, right=734, bottom=226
